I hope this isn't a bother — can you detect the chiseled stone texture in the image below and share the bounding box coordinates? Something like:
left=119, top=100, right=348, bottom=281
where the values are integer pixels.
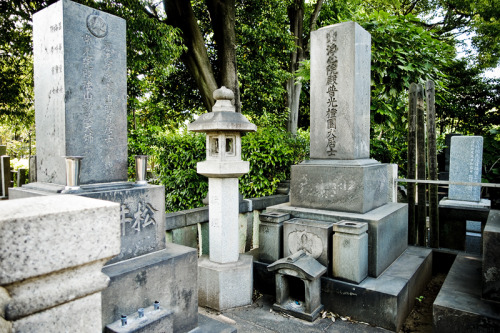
left=269, top=202, right=408, bottom=277
left=0, top=195, right=120, bottom=285
left=448, top=136, right=483, bottom=202
left=332, top=221, right=368, bottom=284
left=82, top=184, right=166, bottom=264
left=33, top=0, right=127, bottom=185
left=198, top=254, right=253, bottom=311
left=290, top=160, right=388, bottom=214
left=11, top=293, right=103, bottom=333
left=310, top=22, right=371, bottom=160
left=101, top=244, right=198, bottom=333
left=283, top=218, right=334, bottom=274
left=483, top=210, right=500, bottom=302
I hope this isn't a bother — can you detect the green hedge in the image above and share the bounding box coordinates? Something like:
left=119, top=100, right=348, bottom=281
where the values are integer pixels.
left=128, top=126, right=309, bottom=212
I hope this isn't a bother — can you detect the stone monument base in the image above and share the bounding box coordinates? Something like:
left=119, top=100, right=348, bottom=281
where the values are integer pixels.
left=102, top=244, right=198, bottom=333
left=290, top=159, right=388, bottom=214
left=198, top=254, right=253, bottom=311
left=268, top=202, right=408, bottom=277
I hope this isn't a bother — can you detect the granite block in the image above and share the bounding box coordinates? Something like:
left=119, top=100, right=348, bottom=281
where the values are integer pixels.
left=105, top=304, right=173, bottom=333
left=185, top=206, right=209, bottom=226
left=0, top=195, right=120, bottom=285
left=483, top=210, right=500, bottom=302
left=165, top=211, right=186, bottom=231
left=290, top=160, right=388, bottom=214
left=82, top=184, right=166, bottom=264
left=283, top=218, right=334, bottom=274
left=33, top=0, right=127, bottom=185
left=310, top=22, right=371, bottom=160
left=259, top=222, right=283, bottom=263
left=249, top=195, right=290, bottom=211
left=259, top=212, right=290, bottom=224
left=101, top=244, right=198, bottom=333
left=198, top=254, right=253, bottom=311
left=270, top=202, right=408, bottom=277
left=332, top=221, right=368, bottom=283
left=448, top=136, right=483, bottom=202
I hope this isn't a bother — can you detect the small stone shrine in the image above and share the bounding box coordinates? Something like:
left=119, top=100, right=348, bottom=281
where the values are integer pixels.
left=9, top=1, right=199, bottom=332
left=188, top=86, right=256, bottom=310
left=261, top=22, right=432, bottom=331
left=267, top=250, right=326, bottom=322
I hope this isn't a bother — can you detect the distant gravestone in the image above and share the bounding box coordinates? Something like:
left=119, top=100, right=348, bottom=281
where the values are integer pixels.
left=0, top=145, right=6, bottom=156
left=448, top=136, right=483, bottom=202
left=33, top=0, right=127, bottom=185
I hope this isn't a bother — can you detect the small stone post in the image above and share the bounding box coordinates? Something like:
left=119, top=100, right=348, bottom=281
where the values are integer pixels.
left=188, top=87, right=257, bottom=310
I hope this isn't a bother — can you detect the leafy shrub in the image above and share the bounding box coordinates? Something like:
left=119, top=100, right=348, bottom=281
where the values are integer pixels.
left=240, top=127, right=309, bottom=198
left=128, top=126, right=310, bottom=212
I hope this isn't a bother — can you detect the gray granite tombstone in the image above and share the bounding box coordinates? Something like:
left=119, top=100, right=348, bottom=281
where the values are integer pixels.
left=448, top=136, right=483, bottom=202
left=33, top=0, right=127, bottom=185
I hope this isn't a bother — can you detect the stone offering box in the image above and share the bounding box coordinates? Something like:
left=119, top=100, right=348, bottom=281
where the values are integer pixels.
left=283, top=218, right=334, bottom=275
left=332, top=221, right=368, bottom=284
left=259, top=212, right=290, bottom=263
left=267, top=251, right=327, bottom=322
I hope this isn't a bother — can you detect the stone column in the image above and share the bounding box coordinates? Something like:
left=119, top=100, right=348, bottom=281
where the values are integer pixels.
left=188, top=87, right=257, bottom=310
left=0, top=195, right=121, bottom=332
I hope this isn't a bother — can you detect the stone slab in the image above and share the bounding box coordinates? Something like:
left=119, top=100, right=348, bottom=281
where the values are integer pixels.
left=433, top=254, right=500, bottom=333
left=33, top=0, right=127, bottom=185
left=483, top=210, right=500, bottom=302
left=448, top=136, right=483, bottom=202
left=11, top=292, right=103, bottom=333
left=268, top=202, right=408, bottom=277
left=191, top=314, right=237, bottom=333
left=283, top=218, right=334, bottom=275
left=105, top=304, right=173, bottom=333
left=81, top=184, right=166, bottom=264
left=101, top=244, right=198, bottom=333
left=290, top=160, right=388, bottom=214
left=310, top=22, right=371, bottom=159
left=439, top=198, right=491, bottom=209
left=259, top=211, right=290, bottom=224
left=249, top=195, right=289, bottom=211
left=332, top=221, right=368, bottom=283
left=198, top=254, right=253, bottom=311
left=258, top=221, right=283, bottom=263
left=0, top=195, right=120, bottom=284
left=253, top=246, right=431, bottom=332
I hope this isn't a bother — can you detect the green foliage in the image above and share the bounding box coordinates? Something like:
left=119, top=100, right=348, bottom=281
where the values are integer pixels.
left=240, top=128, right=309, bottom=198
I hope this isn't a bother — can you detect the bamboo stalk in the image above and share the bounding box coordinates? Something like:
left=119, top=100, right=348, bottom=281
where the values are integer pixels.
left=416, top=84, right=426, bottom=246
left=426, top=80, right=439, bottom=248
left=407, top=83, right=417, bottom=245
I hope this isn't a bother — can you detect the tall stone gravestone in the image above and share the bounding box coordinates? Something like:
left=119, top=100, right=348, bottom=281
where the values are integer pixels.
left=10, top=1, right=199, bottom=332
left=33, top=0, right=127, bottom=185
left=448, top=136, right=483, bottom=202
left=282, top=22, right=408, bottom=278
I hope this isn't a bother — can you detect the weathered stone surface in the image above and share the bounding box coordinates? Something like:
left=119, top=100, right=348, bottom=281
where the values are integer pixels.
left=101, top=244, right=198, bottom=333
left=33, top=0, right=127, bottom=185
left=448, top=136, right=483, bottom=202
left=249, top=195, right=289, bottom=211
left=483, top=210, right=500, bottom=302
left=208, top=178, right=240, bottom=263
left=11, top=292, right=103, bottom=333
left=165, top=211, right=186, bottom=230
left=259, top=212, right=290, bottom=224
left=4, top=260, right=109, bottom=321
left=434, top=254, right=500, bottom=333
left=198, top=254, right=253, bottom=311
left=269, top=202, right=408, bottom=277
left=310, top=22, right=371, bottom=160
left=185, top=207, right=209, bottom=226
left=105, top=304, right=173, bottom=333
left=259, top=222, right=283, bottom=263
left=290, top=160, right=388, bottom=214
left=283, top=218, right=334, bottom=274
left=0, top=195, right=120, bottom=284
left=82, top=184, right=166, bottom=264
left=172, top=225, right=198, bottom=249
left=332, top=221, right=368, bottom=283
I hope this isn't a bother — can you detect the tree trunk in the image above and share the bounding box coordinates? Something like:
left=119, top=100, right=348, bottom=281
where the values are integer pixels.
left=164, top=0, right=218, bottom=112
left=286, top=0, right=304, bottom=133
left=206, top=0, right=240, bottom=112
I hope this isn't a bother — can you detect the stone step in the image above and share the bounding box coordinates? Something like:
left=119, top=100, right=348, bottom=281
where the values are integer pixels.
left=105, top=305, right=174, bottom=333
left=433, top=253, right=500, bottom=332
left=254, top=246, right=432, bottom=331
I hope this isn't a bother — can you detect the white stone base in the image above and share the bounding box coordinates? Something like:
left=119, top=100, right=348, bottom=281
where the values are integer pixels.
left=198, top=254, right=253, bottom=310
left=439, top=198, right=491, bottom=209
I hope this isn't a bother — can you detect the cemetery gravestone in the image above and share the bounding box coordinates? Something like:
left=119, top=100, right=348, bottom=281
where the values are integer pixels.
left=448, top=136, right=483, bottom=202
left=33, top=0, right=127, bottom=185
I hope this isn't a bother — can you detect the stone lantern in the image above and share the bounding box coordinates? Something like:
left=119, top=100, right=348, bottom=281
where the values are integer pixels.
left=188, top=86, right=256, bottom=310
